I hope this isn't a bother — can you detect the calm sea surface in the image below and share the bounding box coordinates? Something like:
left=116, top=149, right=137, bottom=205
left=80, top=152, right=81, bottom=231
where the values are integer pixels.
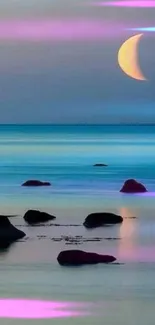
left=0, top=124, right=155, bottom=324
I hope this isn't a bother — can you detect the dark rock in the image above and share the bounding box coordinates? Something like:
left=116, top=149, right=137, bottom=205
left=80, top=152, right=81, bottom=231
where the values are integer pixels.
left=93, top=164, right=108, bottom=167
left=57, top=250, right=116, bottom=266
left=120, top=179, right=147, bottom=193
left=0, top=216, right=26, bottom=247
left=0, top=241, right=12, bottom=250
left=22, top=180, right=51, bottom=187
left=83, top=212, right=123, bottom=228
left=24, top=209, right=56, bottom=224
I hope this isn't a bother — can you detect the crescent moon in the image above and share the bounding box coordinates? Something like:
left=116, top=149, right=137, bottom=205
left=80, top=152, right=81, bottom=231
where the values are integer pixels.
left=118, top=33, right=147, bottom=81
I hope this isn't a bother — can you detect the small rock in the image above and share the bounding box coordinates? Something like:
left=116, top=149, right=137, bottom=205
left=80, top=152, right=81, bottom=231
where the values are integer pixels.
left=24, top=210, right=56, bottom=224
left=22, top=180, right=51, bottom=187
left=57, top=250, right=116, bottom=266
left=120, top=179, right=147, bottom=193
left=93, top=164, right=108, bottom=167
left=83, top=212, right=123, bottom=228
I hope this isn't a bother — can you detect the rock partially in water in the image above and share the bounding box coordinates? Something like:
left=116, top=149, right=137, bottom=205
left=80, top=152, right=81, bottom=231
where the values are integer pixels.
left=93, top=163, right=108, bottom=167
left=57, top=250, right=116, bottom=266
left=120, top=179, right=147, bottom=193
left=24, top=210, right=56, bottom=224
left=22, top=180, right=51, bottom=187
left=83, top=212, right=123, bottom=228
left=0, top=216, right=26, bottom=247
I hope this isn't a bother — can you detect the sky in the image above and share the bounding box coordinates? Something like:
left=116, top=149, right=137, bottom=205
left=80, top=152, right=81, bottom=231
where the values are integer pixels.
left=0, top=0, right=155, bottom=124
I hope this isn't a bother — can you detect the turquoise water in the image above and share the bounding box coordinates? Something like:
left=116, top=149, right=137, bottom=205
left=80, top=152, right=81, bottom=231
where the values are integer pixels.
left=1, top=124, right=155, bottom=205
left=1, top=125, right=155, bottom=324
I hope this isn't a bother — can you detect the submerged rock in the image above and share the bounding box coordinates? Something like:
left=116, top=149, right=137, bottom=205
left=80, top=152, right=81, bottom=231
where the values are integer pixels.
left=57, top=250, right=116, bottom=266
left=22, top=180, right=51, bottom=187
left=93, top=163, right=108, bottom=167
left=0, top=216, right=25, bottom=247
left=120, top=179, right=147, bottom=193
left=83, top=212, right=123, bottom=228
left=24, top=210, right=56, bottom=224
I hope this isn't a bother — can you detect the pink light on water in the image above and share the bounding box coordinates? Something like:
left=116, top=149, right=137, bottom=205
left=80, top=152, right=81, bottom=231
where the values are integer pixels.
left=118, top=246, right=155, bottom=262
left=135, top=192, right=155, bottom=196
left=92, top=1, right=155, bottom=7
left=0, top=299, right=88, bottom=319
left=0, top=19, right=125, bottom=41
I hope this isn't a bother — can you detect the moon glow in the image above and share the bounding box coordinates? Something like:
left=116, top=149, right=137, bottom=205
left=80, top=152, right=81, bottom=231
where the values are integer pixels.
left=118, top=34, right=147, bottom=81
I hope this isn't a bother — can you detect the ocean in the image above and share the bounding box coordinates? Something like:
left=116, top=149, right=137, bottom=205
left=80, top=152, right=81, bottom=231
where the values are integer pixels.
left=0, top=124, right=155, bottom=324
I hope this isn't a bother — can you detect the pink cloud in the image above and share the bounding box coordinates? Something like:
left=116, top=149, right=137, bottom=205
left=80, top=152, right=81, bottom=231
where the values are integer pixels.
left=91, top=1, right=155, bottom=7
left=0, top=19, right=125, bottom=41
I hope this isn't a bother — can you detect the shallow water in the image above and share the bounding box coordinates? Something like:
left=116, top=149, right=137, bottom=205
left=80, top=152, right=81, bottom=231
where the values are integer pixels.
left=0, top=125, right=155, bottom=324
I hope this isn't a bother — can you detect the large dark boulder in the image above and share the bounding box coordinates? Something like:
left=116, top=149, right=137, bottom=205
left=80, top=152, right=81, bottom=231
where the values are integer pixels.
left=0, top=216, right=25, bottom=247
left=120, top=179, right=147, bottom=193
left=22, top=180, right=51, bottom=187
left=93, top=163, right=108, bottom=167
left=24, top=209, right=56, bottom=224
left=83, top=212, right=123, bottom=228
left=57, top=250, right=116, bottom=266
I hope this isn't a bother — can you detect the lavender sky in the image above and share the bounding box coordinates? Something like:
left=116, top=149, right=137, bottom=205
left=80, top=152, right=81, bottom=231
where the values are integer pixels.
left=0, top=0, right=155, bottom=124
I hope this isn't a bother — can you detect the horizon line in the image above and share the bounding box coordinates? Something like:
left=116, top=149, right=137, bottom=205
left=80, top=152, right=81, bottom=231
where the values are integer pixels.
left=0, top=123, right=154, bottom=126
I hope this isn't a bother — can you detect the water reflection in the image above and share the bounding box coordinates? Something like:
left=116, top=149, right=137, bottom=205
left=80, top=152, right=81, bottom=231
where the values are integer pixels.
left=118, top=207, right=138, bottom=261
left=0, top=299, right=90, bottom=319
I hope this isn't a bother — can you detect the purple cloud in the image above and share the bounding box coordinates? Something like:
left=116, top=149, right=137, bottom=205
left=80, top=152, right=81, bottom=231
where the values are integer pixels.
left=0, top=19, right=126, bottom=41
left=91, top=1, right=155, bottom=7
